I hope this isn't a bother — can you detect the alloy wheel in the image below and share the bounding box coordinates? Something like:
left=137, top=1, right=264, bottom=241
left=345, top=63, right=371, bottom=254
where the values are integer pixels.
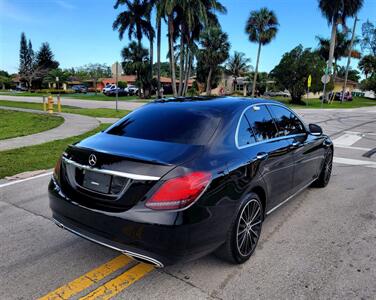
left=324, top=151, right=333, bottom=183
left=236, top=199, right=262, bottom=257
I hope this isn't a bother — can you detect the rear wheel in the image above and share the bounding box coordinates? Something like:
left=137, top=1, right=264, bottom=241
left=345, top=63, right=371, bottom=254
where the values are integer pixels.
left=312, top=148, right=333, bottom=188
left=215, top=193, right=263, bottom=264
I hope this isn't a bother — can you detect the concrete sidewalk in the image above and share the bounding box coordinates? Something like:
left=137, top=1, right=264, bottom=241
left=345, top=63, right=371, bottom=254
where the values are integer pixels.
left=0, top=95, right=144, bottom=110
left=0, top=106, right=99, bottom=151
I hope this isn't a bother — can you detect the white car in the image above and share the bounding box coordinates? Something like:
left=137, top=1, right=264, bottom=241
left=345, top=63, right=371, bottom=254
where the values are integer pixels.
left=102, top=84, right=117, bottom=94
left=126, top=85, right=139, bottom=95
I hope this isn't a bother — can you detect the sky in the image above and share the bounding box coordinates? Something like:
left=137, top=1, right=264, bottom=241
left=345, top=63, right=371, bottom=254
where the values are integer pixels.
left=0, top=0, right=375, bottom=75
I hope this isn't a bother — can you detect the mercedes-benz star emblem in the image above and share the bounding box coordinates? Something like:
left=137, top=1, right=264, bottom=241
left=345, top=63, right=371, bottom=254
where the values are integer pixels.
left=88, top=154, right=97, bottom=166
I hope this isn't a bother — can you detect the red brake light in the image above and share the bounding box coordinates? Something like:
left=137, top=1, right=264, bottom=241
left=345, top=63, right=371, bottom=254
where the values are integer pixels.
left=145, top=171, right=212, bottom=210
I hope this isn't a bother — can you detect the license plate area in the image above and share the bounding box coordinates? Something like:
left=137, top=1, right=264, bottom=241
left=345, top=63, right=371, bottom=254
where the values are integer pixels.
left=81, top=170, right=112, bottom=194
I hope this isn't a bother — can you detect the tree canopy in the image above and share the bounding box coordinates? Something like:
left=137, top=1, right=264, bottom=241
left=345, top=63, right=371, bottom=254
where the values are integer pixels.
left=270, top=45, right=325, bottom=103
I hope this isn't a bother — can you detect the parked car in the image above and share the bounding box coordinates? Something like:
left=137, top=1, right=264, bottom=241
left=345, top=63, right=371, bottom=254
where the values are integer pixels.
left=49, top=97, right=333, bottom=267
left=335, top=91, right=353, bottom=101
left=105, top=88, right=129, bottom=97
left=319, top=91, right=353, bottom=101
left=15, top=85, right=28, bottom=91
left=102, top=84, right=117, bottom=94
left=71, top=85, right=88, bottom=93
left=126, top=85, right=139, bottom=95
left=264, top=91, right=290, bottom=98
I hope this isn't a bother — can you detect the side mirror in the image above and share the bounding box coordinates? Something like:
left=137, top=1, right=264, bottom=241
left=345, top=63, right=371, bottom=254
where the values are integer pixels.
left=309, top=123, right=323, bottom=136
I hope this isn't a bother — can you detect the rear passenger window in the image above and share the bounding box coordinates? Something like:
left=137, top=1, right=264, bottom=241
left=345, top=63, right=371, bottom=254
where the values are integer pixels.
left=268, top=105, right=306, bottom=136
left=237, top=115, right=256, bottom=147
left=245, top=105, right=278, bottom=142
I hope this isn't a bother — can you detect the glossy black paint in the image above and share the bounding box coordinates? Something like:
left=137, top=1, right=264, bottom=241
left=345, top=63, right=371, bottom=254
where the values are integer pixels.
left=49, top=97, right=333, bottom=266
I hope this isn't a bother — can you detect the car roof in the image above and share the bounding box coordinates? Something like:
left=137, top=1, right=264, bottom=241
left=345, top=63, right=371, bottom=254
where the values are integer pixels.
left=151, top=96, right=284, bottom=114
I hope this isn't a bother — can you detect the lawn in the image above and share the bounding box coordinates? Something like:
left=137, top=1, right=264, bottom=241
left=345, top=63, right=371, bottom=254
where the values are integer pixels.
left=0, top=100, right=130, bottom=118
left=0, top=109, right=64, bottom=140
left=0, top=123, right=111, bottom=179
left=269, top=96, right=376, bottom=109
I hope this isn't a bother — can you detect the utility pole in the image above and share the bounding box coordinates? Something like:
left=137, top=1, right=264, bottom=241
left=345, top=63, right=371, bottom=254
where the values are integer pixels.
left=341, top=16, right=359, bottom=103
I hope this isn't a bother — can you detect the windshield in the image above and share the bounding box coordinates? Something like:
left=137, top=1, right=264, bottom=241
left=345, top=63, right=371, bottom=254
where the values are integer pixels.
left=106, top=104, right=221, bottom=145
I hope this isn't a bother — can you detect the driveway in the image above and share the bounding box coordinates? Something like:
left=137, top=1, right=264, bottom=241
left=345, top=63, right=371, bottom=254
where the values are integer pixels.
left=0, top=107, right=375, bottom=299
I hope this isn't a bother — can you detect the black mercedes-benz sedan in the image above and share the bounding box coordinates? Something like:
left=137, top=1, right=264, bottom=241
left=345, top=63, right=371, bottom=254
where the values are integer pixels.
left=49, top=97, right=333, bottom=267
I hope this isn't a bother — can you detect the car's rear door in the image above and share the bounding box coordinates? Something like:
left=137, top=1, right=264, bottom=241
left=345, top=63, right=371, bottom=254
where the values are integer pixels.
left=239, top=104, right=295, bottom=211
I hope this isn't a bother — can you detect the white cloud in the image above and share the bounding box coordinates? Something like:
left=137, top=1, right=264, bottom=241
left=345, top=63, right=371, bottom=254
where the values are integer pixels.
left=54, top=0, right=75, bottom=10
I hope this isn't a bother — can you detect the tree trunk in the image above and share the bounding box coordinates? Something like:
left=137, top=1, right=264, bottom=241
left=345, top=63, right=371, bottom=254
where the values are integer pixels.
left=178, top=28, right=185, bottom=96
left=251, top=42, right=262, bottom=97
left=149, top=30, right=153, bottom=99
left=327, top=20, right=337, bottom=74
left=206, top=67, right=213, bottom=96
left=156, top=16, right=161, bottom=98
left=183, top=50, right=191, bottom=96
left=324, top=20, right=338, bottom=102
left=94, top=79, right=97, bottom=95
left=168, top=16, right=177, bottom=97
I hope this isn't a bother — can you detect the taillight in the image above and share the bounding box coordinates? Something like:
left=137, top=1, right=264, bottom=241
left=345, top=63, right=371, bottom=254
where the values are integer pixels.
left=53, top=157, right=62, bottom=183
left=145, top=171, right=212, bottom=210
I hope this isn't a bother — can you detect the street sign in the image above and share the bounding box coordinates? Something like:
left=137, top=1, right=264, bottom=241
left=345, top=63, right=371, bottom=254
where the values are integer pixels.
left=307, top=75, right=312, bottom=88
left=321, top=74, right=331, bottom=84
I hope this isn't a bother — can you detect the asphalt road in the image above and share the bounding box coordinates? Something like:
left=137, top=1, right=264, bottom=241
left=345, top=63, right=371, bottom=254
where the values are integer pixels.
left=0, top=107, right=375, bottom=300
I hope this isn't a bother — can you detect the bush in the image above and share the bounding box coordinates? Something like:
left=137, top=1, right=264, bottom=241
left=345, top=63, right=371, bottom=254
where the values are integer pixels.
left=35, top=89, right=75, bottom=94
left=118, top=81, right=128, bottom=88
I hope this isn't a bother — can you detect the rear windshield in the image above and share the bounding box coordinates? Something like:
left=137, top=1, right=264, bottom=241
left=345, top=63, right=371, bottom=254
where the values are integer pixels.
left=106, top=104, right=221, bottom=145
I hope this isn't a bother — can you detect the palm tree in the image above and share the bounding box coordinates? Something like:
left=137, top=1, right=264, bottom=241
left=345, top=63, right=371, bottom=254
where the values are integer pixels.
left=121, top=41, right=150, bottom=97
left=200, top=26, right=230, bottom=96
left=158, top=0, right=227, bottom=97
left=113, top=0, right=154, bottom=97
left=358, top=54, right=376, bottom=78
left=113, top=0, right=154, bottom=47
left=318, top=0, right=363, bottom=77
left=245, top=8, right=279, bottom=97
left=155, top=1, right=165, bottom=97
left=316, top=31, right=361, bottom=64
left=226, top=52, right=252, bottom=92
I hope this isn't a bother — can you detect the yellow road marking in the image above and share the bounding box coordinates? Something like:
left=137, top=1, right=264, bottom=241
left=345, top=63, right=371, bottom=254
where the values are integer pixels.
left=79, top=263, right=155, bottom=300
left=38, top=255, right=132, bottom=300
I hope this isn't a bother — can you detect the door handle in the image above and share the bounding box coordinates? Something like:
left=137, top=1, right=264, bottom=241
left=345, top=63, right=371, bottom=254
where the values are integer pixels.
left=256, top=152, right=268, bottom=160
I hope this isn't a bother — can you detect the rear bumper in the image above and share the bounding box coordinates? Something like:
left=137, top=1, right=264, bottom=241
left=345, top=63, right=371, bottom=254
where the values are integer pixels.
left=52, top=215, right=165, bottom=267
left=49, top=179, right=230, bottom=266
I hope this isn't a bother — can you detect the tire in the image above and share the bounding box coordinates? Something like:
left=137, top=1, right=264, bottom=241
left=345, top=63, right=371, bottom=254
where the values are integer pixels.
left=215, top=193, right=263, bottom=264
left=312, top=148, right=333, bottom=188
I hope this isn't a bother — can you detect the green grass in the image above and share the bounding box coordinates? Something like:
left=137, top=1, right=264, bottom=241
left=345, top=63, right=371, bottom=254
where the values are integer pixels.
left=0, top=100, right=130, bottom=118
left=0, top=123, right=111, bottom=179
left=0, top=109, right=64, bottom=140
left=269, top=96, right=376, bottom=109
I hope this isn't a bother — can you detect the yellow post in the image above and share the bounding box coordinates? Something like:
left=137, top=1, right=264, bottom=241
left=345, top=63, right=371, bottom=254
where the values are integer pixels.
left=43, top=96, right=46, bottom=112
left=48, top=95, right=54, bottom=114
left=57, top=95, right=62, bottom=112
